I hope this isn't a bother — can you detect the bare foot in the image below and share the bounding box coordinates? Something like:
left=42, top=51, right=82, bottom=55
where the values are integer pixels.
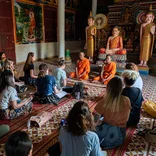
left=142, top=64, right=148, bottom=67
left=138, top=63, right=143, bottom=66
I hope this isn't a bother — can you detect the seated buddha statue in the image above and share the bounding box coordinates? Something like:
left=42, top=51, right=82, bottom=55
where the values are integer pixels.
left=106, top=26, right=126, bottom=54
left=99, top=26, right=126, bottom=55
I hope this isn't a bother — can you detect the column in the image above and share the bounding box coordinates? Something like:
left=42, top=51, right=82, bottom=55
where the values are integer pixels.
left=58, top=0, right=65, bottom=59
left=92, top=0, right=97, bottom=17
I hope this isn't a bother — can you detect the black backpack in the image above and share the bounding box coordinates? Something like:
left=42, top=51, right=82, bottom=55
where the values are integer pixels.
left=72, top=82, right=84, bottom=99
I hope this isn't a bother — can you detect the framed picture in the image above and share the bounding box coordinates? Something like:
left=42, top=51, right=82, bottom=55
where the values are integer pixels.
left=14, top=1, right=43, bottom=44
left=65, top=11, right=75, bottom=40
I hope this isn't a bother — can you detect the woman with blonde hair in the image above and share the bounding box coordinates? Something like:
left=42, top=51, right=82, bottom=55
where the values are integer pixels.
left=95, top=77, right=131, bottom=149
left=125, top=62, right=143, bottom=90
left=3, top=59, right=27, bottom=93
left=22, top=52, right=37, bottom=85
left=122, top=70, right=144, bottom=126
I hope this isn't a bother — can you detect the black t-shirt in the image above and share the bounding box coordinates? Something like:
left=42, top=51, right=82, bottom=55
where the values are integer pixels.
left=122, top=87, right=144, bottom=125
left=24, top=63, right=34, bottom=79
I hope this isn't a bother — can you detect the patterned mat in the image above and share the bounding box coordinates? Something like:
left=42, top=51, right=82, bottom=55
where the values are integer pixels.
left=0, top=83, right=105, bottom=156
left=0, top=60, right=156, bottom=156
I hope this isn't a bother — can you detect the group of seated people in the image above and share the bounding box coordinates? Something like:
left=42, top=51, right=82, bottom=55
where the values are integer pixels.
left=0, top=50, right=144, bottom=156
left=0, top=51, right=70, bottom=121
left=2, top=69, right=143, bottom=155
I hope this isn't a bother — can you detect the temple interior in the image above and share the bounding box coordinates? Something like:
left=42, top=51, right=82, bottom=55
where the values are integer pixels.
left=0, top=0, right=156, bottom=156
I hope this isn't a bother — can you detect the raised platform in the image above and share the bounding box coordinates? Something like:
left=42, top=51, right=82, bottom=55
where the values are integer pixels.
left=98, top=53, right=127, bottom=62
left=138, top=66, right=149, bottom=76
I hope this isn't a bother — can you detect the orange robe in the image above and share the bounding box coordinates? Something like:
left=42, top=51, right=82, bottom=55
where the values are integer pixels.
left=140, top=23, right=155, bottom=61
left=69, top=58, right=90, bottom=80
left=109, top=36, right=122, bottom=49
left=93, top=62, right=116, bottom=85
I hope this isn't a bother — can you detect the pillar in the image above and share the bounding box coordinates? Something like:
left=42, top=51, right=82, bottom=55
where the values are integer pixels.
left=58, top=0, right=65, bottom=59
left=92, top=0, right=97, bottom=17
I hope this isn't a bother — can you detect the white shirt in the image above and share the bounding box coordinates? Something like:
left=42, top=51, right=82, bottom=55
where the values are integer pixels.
left=132, top=75, right=143, bottom=91
left=0, top=86, right=19, bottom=109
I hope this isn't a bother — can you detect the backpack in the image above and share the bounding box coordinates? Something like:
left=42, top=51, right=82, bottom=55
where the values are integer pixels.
left=72, top=82, right=84, bottom=99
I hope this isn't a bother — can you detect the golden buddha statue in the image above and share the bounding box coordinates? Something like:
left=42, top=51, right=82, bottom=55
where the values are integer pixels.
left=139, top=5, right=155, bottom=67
left=105, top=26, right=126, bottom=55
left=85, top=15, right=96, bottom=61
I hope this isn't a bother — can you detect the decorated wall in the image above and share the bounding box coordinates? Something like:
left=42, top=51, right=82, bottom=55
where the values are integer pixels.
left=13, top=0, right=91, bottom=63
left=15, top=1, right=43, bottom=44
left=98, top=1, right=156, bottom=56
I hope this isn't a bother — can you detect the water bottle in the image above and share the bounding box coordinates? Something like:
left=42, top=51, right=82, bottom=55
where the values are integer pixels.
left=76, top=92, right=80, bottom=100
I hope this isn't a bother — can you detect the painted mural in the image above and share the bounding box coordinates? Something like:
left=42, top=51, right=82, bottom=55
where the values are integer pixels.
left=65, top=12, right=75, bottom=40
left=14, top=1, right=43, bottom=44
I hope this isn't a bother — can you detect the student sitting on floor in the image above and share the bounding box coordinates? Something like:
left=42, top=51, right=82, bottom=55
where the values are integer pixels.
left=3, top=59, right=27, bottom=93
left=5, top=131, right=33, bottom=156
left=94, top=77, right=131, bottom=149
left=46, top=101, right=107, bottom=156
left=122, top=70, right=144, bottom=126
left=124, top=62, right=143, bottom=91
left=20, top=52, right=37, bottom=85
left=35, top=63, right=66, bottom=105
left=53, top=60, right=73, bottom=93
left=0, top=72, right=33, bottom=119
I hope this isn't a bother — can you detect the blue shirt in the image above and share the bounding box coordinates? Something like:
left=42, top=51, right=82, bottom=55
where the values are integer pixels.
left=53, top=68, right=66, bottom=90
left=59, top=127, right=104, bottom=156
left=36, top=75, right=56, bottom=96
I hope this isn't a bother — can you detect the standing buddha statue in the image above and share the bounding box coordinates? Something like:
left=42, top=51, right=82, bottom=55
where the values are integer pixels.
left=139, top=5, right=155, bottom=67
left=85, top=13, right=96, bottom=61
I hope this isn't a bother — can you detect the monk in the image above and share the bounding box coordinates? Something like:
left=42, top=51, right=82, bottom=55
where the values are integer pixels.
left=93, top=54, right=116, bottom=85
left=69, top=52, right=90, bottom=80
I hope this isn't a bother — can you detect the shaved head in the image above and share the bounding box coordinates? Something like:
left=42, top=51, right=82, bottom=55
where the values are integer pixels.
left=79, top=52, right=85, bottom=60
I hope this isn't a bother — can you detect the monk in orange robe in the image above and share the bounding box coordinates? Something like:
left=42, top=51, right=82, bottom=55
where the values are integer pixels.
left=69, top=52, right=90, bottom=80
left=93, top=54, right=116, bottom=85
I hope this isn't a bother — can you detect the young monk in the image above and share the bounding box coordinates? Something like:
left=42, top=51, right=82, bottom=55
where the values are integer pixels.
left=92, top=54, right=116, bottom=85
left=69, top=52, right=90, bottom=80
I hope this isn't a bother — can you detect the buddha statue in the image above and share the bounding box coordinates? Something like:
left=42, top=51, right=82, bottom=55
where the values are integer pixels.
left=102, top=26, right=126, bottom=55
